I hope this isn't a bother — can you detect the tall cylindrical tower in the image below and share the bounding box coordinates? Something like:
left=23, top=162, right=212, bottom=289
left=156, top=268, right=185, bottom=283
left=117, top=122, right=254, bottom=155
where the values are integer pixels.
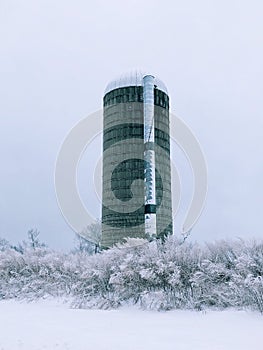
left=101, top=71, right=172, bottom=248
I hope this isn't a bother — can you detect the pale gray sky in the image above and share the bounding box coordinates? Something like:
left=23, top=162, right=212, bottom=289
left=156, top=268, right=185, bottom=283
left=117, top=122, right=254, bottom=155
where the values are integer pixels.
left=1, top=0, right=262, bottom=248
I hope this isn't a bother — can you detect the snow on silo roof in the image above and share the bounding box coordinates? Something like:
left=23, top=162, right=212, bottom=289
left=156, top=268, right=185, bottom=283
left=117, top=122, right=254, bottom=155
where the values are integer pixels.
left=104, top=70, right=168, bottom=95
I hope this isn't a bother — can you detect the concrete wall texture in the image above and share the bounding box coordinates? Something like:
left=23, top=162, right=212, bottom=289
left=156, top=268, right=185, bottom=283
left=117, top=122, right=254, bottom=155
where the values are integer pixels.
left=101, top=81, right=172, bottom=248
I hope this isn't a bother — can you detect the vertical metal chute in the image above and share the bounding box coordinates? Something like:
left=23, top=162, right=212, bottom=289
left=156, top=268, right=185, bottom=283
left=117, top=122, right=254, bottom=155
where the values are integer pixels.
left=143, top=75, right=157, bottom=238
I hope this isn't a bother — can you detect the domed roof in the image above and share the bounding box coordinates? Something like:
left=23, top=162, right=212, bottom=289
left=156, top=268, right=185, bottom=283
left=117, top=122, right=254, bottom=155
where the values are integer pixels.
left=104, top=70, right=168, bottom=95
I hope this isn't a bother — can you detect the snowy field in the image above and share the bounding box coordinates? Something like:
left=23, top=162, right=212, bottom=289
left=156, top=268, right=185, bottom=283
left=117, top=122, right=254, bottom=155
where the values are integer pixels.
left=0, top=300, right=262, bottom=350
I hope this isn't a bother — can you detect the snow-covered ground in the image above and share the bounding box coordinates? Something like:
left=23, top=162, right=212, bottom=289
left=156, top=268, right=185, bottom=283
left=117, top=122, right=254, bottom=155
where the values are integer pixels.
left=0, top=299, right=262, bottom=350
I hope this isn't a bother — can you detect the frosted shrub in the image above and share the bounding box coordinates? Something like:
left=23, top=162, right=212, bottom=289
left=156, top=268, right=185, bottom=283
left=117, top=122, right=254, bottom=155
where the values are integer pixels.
left=1, top=236, right=263, bottom=312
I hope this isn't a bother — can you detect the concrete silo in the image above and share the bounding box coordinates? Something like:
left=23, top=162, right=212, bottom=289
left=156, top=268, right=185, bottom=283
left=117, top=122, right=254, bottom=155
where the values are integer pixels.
left=101, top=71, right=172, bottom=248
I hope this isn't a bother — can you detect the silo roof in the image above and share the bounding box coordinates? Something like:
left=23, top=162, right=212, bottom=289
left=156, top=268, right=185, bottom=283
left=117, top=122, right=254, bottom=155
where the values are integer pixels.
left=104, top=70, right=168, bottom=95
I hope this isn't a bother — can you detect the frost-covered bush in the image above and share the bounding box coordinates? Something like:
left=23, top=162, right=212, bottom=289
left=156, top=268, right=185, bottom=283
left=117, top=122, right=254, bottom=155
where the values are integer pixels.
left=1, top=236, right=263, bottom=312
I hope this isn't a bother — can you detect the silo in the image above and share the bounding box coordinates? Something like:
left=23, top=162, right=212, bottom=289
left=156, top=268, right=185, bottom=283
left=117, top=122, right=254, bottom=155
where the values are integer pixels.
left=101, top=71, right=172, bottom=248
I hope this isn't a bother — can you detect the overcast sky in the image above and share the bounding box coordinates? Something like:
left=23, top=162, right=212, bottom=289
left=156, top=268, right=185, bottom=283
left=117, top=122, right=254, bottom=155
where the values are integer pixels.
left=1, top=0, right=262, bottom=249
